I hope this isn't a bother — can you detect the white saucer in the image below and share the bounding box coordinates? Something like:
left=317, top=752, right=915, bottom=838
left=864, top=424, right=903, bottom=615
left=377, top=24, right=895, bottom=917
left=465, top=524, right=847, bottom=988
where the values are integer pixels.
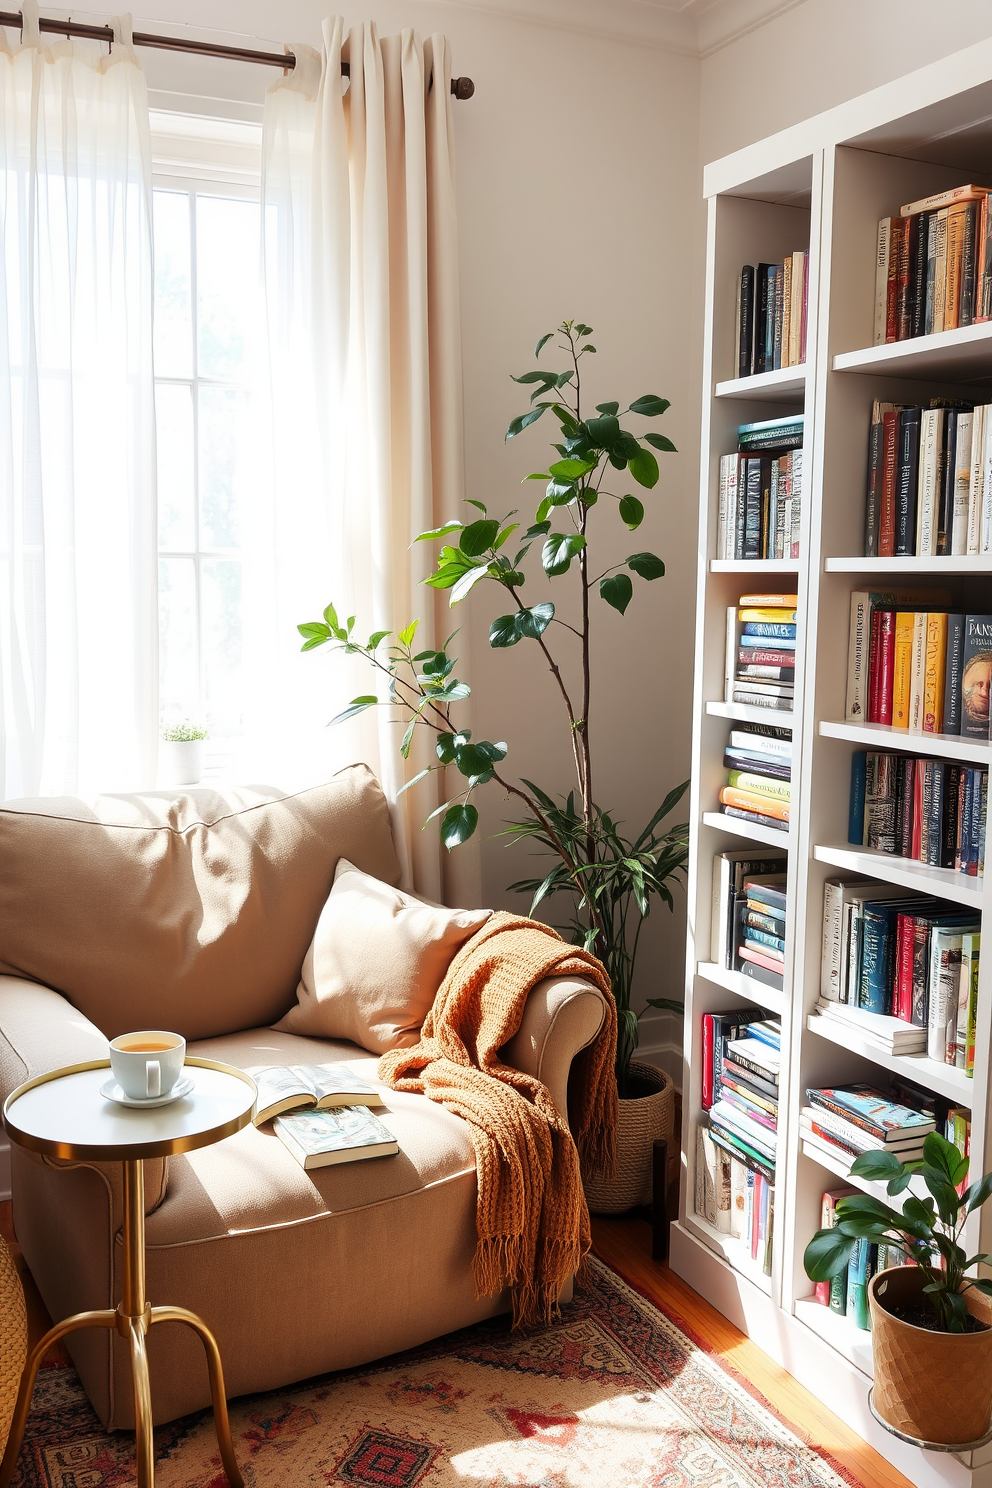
left=100, top=1074, right=195, bottom=1109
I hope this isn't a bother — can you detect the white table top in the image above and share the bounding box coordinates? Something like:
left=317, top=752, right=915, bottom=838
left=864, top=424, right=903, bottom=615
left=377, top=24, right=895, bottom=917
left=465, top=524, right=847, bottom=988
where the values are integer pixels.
left=3, top=1058, right=256, bottom=1161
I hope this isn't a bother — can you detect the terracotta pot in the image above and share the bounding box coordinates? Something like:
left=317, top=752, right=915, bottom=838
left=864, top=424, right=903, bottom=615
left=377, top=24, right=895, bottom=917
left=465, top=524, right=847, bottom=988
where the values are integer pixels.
left=583, top=1061, right=674, bottom=1214
left=869, top=1266, right=992, bottom=1445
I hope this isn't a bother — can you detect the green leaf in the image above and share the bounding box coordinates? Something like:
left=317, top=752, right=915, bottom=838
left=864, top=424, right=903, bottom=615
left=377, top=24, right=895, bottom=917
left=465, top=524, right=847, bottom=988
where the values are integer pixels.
left=628, top=551, right=666, bottom=580
left=453, top=738, right=507, bottom=786
left=924, top=1131, right=962, bottom=1178
left=574, top=323, right=593, bottom=336
left=330, top=695, right=378, bottom=725
left=628, top=447, right=660, bottom=489
left=433, top=680, right=471, bottom=703
left=506, top=404, right=550, bottom=440
left=628, top=395, right=671, bottom=417
left=415, top=520, right=464, bottom=542
left=556, top=370, right=574, bottom=389
left=322, top=602, right=339, bottom=630
left=398, top=620, right=419, bottom=647
left=600, top=574, right=633, bottom=615
left=619, top=495, right=644, bottom=530
left=459, top=519, right=500, bottom=557
left=395, top=767, right=433, bottom=797
left=545, top=479, right=578, bottom=507
left=643, top=998, right=684, bottom=1014
left=963, top=1171, right=992, bottom=1215
left=441, top=803, right=479, bottom=849
left=301, top=635, right=327, bottom=651
left=400, top=717, right=417, bottom=758
left=542, top=532, right=586, bottom=576
left=548, top=457, right=597, bottom=481
left=595, top=401, right=620, bottom=416
left=512, top=370, right=555, bottom=385
left=490, top=614, right=520, bottom=649
left=435, top=731, right=470, bottom=764
left=804, top=1226, right=856, bottom=1281
left=534, top=332, right=553, bottom=358
left=644, top=432, right=677, bottom=453
left=535, top=497, right=552, bottom=524
left=517, top=602, right=554, bottom=639
left=849, top=1149, right=904, bottom=1182
left=298, top=621, right=331, bottom=643
left=367, top=630, right=390, bottom=650
left=449, top=565, right=491, bottom=604
left=493, top=523, right=520, bottom=551
left=585, top=414, right=620, bottom=448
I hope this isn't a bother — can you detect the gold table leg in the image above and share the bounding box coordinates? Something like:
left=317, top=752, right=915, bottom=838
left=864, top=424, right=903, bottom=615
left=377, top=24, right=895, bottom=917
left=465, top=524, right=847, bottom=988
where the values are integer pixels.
left=0, top=1158, right=243, bottom=1488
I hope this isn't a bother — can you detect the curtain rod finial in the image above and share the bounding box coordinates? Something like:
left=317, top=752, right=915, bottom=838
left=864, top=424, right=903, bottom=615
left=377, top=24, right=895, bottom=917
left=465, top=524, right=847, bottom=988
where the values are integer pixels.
left=451, top=76, right=475, bottom=100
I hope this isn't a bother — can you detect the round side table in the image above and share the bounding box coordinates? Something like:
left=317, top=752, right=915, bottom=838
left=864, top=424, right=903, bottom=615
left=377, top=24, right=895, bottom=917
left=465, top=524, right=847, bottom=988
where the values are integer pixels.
left=0, top=1057, right=256, bottom=1488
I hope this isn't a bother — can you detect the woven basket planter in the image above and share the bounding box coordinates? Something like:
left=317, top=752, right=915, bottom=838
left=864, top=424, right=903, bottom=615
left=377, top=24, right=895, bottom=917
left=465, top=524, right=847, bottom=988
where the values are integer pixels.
left=869, top=1266, right=992, bottom=1445
left=0, top=1235, right=27, bottom=1456
left=584, top=1061, right=675, bottom=1214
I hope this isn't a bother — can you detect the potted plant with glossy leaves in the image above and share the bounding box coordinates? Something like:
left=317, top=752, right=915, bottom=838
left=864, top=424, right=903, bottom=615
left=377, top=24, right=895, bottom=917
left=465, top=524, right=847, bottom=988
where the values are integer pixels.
left=804, top=1131, right=992, bottom=1446
left=299, top=321, right=688, bottom=1207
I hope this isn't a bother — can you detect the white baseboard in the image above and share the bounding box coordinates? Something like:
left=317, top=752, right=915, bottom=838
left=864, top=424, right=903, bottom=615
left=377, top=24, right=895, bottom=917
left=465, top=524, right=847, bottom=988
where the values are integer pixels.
left=0, top=1134, right=10, bottom=1203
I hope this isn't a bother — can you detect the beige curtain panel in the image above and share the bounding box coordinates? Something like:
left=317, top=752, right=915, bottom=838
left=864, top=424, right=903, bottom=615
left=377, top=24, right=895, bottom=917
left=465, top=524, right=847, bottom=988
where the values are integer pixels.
left=256, top=18, right=465, bottom=901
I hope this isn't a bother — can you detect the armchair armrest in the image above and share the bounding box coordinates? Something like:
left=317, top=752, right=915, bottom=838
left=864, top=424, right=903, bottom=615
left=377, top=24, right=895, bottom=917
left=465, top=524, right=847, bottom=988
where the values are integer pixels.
left=0, top=975, right=168, bottom=1215
left=502, top=974, right=607, bottom=1124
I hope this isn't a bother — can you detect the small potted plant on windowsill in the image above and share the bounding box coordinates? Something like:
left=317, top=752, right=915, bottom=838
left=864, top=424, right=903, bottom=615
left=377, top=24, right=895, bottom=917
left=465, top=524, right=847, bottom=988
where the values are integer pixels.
left=160, top=722, right=208, bottom=787
left=804, top=1131, right=992, bottom=1446
left=298, top=320, right=688, bottom=1212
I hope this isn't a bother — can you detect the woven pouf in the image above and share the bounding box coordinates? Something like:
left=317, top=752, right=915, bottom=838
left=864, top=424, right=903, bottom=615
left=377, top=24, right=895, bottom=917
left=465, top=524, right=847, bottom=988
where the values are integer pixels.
left=0, top=1235, right=27, bottom=1456
left=584, top=1061, right=675, bottom=1214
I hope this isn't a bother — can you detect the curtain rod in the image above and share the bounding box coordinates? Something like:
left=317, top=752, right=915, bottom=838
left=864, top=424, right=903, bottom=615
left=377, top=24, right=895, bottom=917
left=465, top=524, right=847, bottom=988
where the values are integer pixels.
left=0, top=10, right=476, bottom=97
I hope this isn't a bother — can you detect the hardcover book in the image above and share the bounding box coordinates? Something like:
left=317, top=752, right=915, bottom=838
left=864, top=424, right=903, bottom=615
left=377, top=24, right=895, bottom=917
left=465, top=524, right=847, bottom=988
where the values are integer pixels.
left=273, top=1106, right=399, bottom=1170
left=961, top=615, right=992, bottom=739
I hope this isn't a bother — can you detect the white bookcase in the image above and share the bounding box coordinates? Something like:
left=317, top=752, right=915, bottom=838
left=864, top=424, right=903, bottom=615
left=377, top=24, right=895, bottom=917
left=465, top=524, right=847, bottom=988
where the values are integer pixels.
left=674, top=39, right=992, bottom=1488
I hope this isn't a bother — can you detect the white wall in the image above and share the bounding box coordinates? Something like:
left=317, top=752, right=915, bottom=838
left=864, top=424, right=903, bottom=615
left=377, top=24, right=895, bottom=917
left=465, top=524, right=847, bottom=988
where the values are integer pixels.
left=105, top=1, right=704, bottom=1057
left=701, top=0, right=992, bottom=164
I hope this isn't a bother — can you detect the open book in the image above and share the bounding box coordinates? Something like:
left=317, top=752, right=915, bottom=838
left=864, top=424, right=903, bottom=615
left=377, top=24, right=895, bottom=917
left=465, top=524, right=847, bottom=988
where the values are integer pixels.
left=273, top=1107, right=398, bottom=1170
left=248, top=1064, right=380, bottom=1126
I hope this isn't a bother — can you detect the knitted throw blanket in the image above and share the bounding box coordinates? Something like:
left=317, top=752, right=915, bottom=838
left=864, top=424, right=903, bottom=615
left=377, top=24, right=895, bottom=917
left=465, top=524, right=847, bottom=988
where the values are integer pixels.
left=378, top=911, right=618, bottom=1329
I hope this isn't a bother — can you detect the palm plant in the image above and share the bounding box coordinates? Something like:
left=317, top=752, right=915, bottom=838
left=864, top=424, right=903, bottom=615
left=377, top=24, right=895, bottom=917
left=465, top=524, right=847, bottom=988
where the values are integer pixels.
left=299, top=320, right=689, bottom=1095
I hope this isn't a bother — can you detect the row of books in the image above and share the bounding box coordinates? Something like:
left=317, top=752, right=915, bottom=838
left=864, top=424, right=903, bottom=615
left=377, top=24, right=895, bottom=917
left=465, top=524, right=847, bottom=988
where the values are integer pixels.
left=735, top=253, right=809, bottom=378
left=849, top=750, right=987, bottom=878
left=725, top=593, right=798, bottom=713
left=711, top=845, right=788, bottom=985
left=863, top=400, right=992, bottom=558
left=715, top=418, right=803, bottom=560
left=817, top=879, right=981, bottom=1068
left=845, top=591, right=992, bottom=740
left=872, top=182, right=992, bottom=346
left=813, top=1186, right=913, bottom=1329
left=696, top=1125, right=774, bottom=1273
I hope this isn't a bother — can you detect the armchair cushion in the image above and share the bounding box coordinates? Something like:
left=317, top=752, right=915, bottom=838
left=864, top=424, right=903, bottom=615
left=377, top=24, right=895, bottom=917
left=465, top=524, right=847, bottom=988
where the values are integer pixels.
left=274, top=859, right=491, bottom=1053
left=0, top=767, right=400, bottom=1041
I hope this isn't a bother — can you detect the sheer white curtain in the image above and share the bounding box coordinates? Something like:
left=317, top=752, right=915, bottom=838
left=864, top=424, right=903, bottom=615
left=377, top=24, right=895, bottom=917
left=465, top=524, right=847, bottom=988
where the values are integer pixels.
left=253, top=19, right=464, bottom=897
left=0, top=4, right=157, bottom=799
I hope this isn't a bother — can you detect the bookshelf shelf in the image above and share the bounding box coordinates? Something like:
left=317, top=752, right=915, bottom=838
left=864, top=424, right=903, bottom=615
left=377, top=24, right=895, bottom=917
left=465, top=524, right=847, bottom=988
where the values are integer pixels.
left=818, top=719, right=992, bottom=764
left=833, top=321, right=992, bottom=384
left=807, top=1014, right=975, bottom=1105
left=682, top=1211, right=773, bottom=1295
left=714, top=366, right=806, bottom=401
left=812, top=843, right=984, bottom=909
left=681, top=49, right=992, bottom=1485
left=800, top=1137, right=930, bottom=1205
left=824, top=555, right=992, bottom=575
left=701, top=810, right=791, bottom=850
left=696, top=960, right=787, bottom=1017
left=793, top=1298, right=874, bottom=1379
left=704, top=699, right=795, bottom=727
left=709, top=558, right=800, bottom=573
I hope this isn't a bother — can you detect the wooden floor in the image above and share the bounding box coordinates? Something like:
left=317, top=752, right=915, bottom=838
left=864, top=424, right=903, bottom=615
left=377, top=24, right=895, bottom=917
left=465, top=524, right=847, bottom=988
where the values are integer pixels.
left=3, top=1197, right=911, bottom=1486
left=591, top=1214, right=915, bottom=1488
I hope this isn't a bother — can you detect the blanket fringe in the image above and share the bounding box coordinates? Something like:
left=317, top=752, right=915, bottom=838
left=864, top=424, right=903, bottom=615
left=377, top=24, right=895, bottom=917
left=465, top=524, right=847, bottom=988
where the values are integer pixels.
left=474, top=1234, right=588, bottom=1331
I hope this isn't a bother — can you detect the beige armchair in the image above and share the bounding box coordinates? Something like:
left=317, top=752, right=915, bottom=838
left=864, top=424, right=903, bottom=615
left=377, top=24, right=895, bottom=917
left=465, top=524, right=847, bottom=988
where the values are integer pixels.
left=0, top=767, right=607, bottom=1429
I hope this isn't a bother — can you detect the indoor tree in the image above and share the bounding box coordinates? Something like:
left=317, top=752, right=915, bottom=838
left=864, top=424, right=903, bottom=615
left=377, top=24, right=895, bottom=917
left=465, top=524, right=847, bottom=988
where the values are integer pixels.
left=299, top=320, right=689, bottom=1094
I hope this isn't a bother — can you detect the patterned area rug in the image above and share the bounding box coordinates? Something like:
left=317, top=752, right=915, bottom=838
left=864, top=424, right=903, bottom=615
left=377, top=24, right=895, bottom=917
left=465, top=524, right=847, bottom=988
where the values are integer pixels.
left=12, top=1257, right=859, bottom=1488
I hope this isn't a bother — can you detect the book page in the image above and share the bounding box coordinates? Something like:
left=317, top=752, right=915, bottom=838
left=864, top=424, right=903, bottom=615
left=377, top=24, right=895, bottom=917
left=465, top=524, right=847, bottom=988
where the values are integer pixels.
left=291, top=1064, right=378, bottom=1104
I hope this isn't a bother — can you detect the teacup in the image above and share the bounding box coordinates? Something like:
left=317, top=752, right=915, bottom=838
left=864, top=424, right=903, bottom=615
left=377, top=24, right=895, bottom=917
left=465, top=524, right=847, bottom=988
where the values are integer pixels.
left=110, top=1031, right=186, bottom=1101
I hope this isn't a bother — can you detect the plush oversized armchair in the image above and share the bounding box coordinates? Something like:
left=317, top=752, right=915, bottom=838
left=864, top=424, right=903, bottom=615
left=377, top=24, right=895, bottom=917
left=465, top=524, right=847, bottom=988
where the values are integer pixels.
left=0, top=766, right=608, bottom=1428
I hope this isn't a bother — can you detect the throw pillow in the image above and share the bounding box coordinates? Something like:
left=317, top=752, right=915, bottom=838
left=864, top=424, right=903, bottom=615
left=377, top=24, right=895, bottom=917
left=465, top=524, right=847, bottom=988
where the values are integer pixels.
left=274, top=859, right=491, bottom=1053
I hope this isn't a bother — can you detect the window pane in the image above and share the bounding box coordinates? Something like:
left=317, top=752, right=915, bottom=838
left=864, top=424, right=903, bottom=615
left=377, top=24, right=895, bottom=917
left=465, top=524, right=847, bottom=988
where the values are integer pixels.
left=196, top=196, right=260, bottom=380
left=201, top=558, right=242, bottom=737
left=153, top=191, right=192, bottom=379
left=156, top=383, right=195, bottom=550
left=198, top=385, right=251, bottom=549
left=158, top=556, right=197, bottom=724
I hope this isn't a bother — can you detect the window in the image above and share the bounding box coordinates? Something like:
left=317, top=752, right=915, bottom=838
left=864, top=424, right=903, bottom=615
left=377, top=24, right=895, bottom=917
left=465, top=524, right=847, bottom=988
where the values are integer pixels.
left=152, top=182, right=262, bottom=761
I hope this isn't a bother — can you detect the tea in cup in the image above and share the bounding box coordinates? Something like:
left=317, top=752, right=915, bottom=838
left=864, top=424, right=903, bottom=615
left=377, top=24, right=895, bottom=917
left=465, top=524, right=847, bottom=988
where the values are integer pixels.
left=110, top=1031, right=186, bottom=1101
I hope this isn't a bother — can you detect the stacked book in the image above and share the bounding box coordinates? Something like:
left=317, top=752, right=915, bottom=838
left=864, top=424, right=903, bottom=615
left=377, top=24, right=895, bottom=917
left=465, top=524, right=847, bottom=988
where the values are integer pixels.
left=849, top=750, right=987, bottom=879
left=697, top=1008, right=779, bottom=1275
left=735, top=253, right=809, bottom=377
left=801, top=1082, right=933, bottom=1168
left=872, top=183, right=992, bottom=346
left=719, top=721, right=793, bottom=836
left=710, top=844, right=788, bottom=990
left=716, top=417, right=803, bottom=559
left=863, top=398, right=992, bottom=557
left=818, top=879, right=981, bottom=1070
left=726, top=592, right=797, bottom=713
left=845, top=592, right=992, bottom=741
